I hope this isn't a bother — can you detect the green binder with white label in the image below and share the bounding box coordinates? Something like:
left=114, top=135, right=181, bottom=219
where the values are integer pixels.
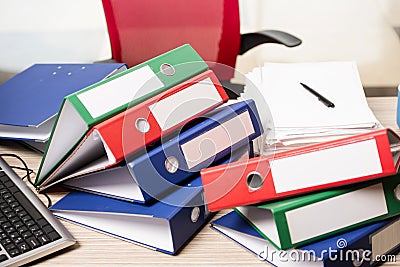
left=35, top=44, right=208, bottom=189
left=236, top=173, right=400, bottom=250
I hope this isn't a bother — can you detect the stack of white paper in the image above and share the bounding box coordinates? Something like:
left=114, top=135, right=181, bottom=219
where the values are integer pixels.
left=241, top=61, right=381, bottom=154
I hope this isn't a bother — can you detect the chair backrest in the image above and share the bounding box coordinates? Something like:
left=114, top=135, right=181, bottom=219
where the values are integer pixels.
left=101, top=0, right=241, bottom=79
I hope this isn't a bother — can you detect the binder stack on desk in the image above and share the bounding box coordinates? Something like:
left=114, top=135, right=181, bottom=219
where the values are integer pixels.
left=34, top=44, right=264, bottom=254
left=204, top=62, right=400, bottom=266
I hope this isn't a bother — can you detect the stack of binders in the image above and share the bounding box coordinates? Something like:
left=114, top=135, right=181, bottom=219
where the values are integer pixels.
left=204, top=127, right=400, bottom=265
left=34, top=44, right=264, bottom=254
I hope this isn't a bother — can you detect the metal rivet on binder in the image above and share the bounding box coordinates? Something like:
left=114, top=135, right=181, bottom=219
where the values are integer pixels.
left=190, top=207, right=200, bottom=223
left=52, top=72, right=57, bottom=75
left=394, top=184, right=400, bottom=201
left=92, top=131, right=99, bottom=141
left=81, top=66, right=86, bottom=70
left=165, top=156, right=179, bottom=173
left=67, top=72, right=72, bottom=76
left=160, top=63, right=175, bottom=76
left=57, top=66, right=62, bottom=69
left=352, top=249, right=364, bottom=267
left=135, top=118, right=150, bottom=133
left=246, top=172, right=264, bottom=191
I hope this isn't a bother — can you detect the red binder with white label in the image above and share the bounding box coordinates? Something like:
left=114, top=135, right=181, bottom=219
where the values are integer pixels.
left=43, top=70, right=228, bottom=188
left=201, top=128, right=400, bottom=212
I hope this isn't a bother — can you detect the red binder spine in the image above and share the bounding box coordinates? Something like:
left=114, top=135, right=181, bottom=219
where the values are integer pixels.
left=201, top=128, right=398, bottom=212
left=96, top=70, right=228, bottom=165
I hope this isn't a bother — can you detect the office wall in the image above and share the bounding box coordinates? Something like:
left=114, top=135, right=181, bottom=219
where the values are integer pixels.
left=237, top=0, right=400, bottom=90
left=0, top=0, right=111, bottom=79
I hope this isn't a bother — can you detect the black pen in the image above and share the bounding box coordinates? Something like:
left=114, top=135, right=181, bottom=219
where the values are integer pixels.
left=300, top=82, right=335, bottom=108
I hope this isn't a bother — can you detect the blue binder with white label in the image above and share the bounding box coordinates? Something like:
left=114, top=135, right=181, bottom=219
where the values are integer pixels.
left=51, top=176, right=211, bottom=255
left=63, top=100, right=262, bottom=203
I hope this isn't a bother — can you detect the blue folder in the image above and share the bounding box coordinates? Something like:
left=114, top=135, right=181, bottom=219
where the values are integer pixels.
left=63, top=100, right=262, bottom=203
left=211, top=211, right=400, bottom=267
left=0, top=63, right=126, bottom=141
left=51, top=176, right=212, bottom=255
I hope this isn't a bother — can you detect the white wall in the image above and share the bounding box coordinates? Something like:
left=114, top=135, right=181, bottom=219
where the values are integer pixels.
left=0, top=0, right=111, bottom=76
left=237, top=0, right=400, bottom=88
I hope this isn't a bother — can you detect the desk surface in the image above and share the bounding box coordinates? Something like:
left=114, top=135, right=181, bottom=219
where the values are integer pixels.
left=0, top=97, right=399, bottom=266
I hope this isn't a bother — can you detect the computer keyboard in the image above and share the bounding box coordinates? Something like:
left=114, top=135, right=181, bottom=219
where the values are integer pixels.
left=0, top=157, right=75, bottom=266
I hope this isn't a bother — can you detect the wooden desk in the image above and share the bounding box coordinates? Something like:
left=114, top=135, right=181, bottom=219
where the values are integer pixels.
left=0, top=97, right=399, bottom=266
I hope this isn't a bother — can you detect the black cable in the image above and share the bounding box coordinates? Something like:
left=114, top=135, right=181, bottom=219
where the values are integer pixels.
left=0, top=153, right=52, bottom=207
left=9, top=166, right=34, bottom=180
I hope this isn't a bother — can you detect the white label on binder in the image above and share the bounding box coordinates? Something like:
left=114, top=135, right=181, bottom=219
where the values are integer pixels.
left=371, top=218, right=400, bottom=262
left=271, top=139, right=382, bottom=193
left=149, top=77, right=222, bottom=131
left=181, top=110, right=255, bottom=169
left=78, top=65, right=164, bottom=118
left=286, top=183, right=388, bottom=244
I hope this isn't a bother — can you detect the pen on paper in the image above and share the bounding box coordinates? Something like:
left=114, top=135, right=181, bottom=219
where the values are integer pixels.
left=300, top=82, right=335, bottom=108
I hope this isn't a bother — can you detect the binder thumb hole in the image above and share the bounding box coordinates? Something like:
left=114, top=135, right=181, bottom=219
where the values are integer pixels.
left=246, top=172, right=264, bottom=191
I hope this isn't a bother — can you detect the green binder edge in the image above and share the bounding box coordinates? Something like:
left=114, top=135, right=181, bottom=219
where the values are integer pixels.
left=35, top=44, right=208, bottom=186
left=239, top=174, right=400, bottom=250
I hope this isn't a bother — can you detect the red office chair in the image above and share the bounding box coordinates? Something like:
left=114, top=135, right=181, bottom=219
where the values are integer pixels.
left=101, top=0, right=301, bottom=97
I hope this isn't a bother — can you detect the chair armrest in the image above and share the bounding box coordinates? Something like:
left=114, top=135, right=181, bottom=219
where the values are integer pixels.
left=239, top=30, right=302, bottom=55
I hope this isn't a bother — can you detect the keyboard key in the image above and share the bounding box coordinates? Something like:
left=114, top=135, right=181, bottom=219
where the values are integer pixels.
left=2, top=208, right=12, bottom=215
left=22, top=215, right=32, bottom=223
left=21, top=231, right=32, bottom=239
left=6, top=197, right=16, bottom=204
left=0, top=254, right=8, bottom=262
left=9, top=232, right=18, bottom=239
left=26, top=237, right=40, bottom=249
left=1, top=222, right=11, bottom=230
left=5, top=227, right=16, bottom=234
left=13, top=206, right=23, bottom=214
left=5, top=242, right=16, bottom=252
left=7, top=186, right=19, bottom=194
left=29, top=225, right=40, bottom=233
left=0, top=238, right=11, bottom=247
left=0, top=173, right=8, bottom=183
left=14, top=236, right=23, bottom=244
left=47, top=231, right=61, bottom=241
left=17, top=226, right=28, bottom=234
left=17, top=211, right=27, bottom=219
left=0, top=189, right=8, bottom=195
left=37, top=235, right=50, bottom=245
left=13, top=192, right=43, bottom=221
left=37, top=218, right=49, bottom=228
left=34, top=230, right=44, bottom=238
left=17, top=242, right=31, bottom=253
left=8, top=248, right=21, bottom=258
left=4, top=181, right=14, bottom=188
left=42, top=225, right=54, bottom=234
left=25, top=220, right=35, bottom=228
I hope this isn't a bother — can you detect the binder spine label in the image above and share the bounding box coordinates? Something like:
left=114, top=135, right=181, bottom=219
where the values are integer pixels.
left=149, top=77, right=222, bottom=131
left=181, top=110, right=255, bottom=169
left=285, top=183, right=388, bottom=244
left=371, top=218, right=400, bottom=262
left=77, top=65, right=164, bottom=118
left=271, top=139, right=382, bottom=193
